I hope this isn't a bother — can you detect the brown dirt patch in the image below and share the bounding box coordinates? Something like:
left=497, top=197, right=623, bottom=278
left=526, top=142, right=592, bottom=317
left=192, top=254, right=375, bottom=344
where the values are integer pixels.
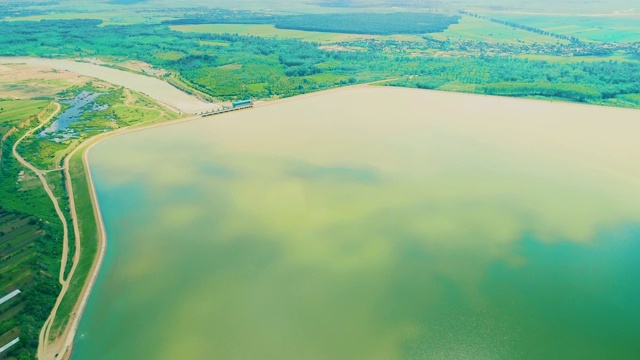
left=0, top=63, right=90, bottom=99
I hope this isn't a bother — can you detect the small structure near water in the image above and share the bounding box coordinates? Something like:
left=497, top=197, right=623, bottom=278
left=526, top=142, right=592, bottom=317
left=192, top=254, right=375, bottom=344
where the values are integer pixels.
left=232, top=99, right=252, bottom=108
left=202, top=99, right=253, bottom=117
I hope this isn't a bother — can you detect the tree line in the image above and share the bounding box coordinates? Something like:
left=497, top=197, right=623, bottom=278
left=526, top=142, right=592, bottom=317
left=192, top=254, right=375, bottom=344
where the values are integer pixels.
left=460, top=11, right=581, bottom=43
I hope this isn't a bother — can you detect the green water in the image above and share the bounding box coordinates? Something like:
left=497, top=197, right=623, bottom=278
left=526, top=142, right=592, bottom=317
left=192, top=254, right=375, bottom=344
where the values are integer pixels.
left=73, top=87, right=640, bottom=359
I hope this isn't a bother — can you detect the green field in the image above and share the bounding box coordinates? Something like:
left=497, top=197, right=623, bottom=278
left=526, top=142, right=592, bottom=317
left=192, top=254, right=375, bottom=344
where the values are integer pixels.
left=485, top=14, right=640, bottom=43
left=48, top=142, right=98, bottom=340
left=429, top=15, right=565, bottom=44
left=0, top=100, right=49, bottom=136
left=516, top=54, right=637, bottom=63
left=171, top=24, right=425, bottom=43
left=0, top=100, right=62, bottom=360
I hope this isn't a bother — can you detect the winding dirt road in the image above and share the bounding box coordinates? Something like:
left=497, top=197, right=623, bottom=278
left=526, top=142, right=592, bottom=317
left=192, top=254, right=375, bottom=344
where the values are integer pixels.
left=9, top=102, right=71, bottom=360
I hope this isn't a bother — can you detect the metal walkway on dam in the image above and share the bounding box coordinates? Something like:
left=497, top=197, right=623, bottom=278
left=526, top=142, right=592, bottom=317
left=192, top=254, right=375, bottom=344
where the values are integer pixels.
left=202, top=104, right=253, bottom=117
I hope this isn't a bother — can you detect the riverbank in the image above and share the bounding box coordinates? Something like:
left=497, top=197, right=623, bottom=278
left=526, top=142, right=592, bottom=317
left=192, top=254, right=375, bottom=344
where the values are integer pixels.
left=0, top=57, right=220, bottom=115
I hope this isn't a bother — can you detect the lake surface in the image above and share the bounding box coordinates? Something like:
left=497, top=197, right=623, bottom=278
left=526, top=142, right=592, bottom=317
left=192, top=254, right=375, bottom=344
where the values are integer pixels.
left=75, top=87, right=640, bottom=359
left=0, top=57, right=218, bottom=114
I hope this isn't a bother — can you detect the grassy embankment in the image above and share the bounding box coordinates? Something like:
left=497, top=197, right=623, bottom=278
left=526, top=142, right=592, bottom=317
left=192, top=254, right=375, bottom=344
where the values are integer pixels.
left=46, top=141, right=98, bottom=342
left=0, top=83, right=179, bottom=358
left=47, top=91, right=180, bottom=339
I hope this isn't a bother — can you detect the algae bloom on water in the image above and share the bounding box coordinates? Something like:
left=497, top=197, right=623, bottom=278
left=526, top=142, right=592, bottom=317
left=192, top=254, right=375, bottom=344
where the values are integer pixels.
left=74, top=87, right=640, bottom=360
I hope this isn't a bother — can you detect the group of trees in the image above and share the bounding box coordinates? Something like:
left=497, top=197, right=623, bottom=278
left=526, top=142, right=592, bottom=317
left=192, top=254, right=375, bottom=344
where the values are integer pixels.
left=163, top=10, right=460, bottom=36
left=461, top=11, right=581, bottom=43
left=162, top=8, right=278, bottom=26
left=1, top=14, right=640, bottom=359
left=1, top=19, right=639, bottom=105
left=390, top=55, right=640, bottom=104
left=274, top=12, right=460, bottom=35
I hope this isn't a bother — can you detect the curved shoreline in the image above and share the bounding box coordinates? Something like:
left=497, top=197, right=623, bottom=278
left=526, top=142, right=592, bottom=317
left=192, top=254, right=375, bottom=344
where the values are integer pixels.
left=51, top=83, right=375, bottom=359
left=53, top=113, right=204, bottom=360
left=51, top=80, right=640, bottom=359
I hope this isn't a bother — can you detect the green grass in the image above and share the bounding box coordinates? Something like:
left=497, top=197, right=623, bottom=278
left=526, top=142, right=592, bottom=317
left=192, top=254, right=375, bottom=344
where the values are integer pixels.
left=49, top=90, right=178, bottom=337
left=217, top=63, right=243, bottom=70
left=154, top=51, right=186, bottom=61
left=49, top=142, right=97, bottom=339
left=437, top=82, right=478, bottom=93
left=200, top=40, right=230, bottom=47
left=0, top=100, right=63, bottom=359
left=516, top=54, right=637, bottom=63
left=4, top=12, right=152, bottom=26
left=0, top=100, right=48, bottom=137
left=486, top=14, right=640, bottom=43
left=429, top=15, right=565, bottom=44
left=303, top=73, right=350, bottom=84
left=0, top=211, right=40, bottom=294
left=616, top=93, right=640, bottom=106
left=170, top=24, right=425, bottom=43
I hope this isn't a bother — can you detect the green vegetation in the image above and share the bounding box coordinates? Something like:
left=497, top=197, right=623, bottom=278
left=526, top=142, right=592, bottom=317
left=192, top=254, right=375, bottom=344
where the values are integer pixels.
left=1, top=3, right=640, bottom=358
left=430, top=15, right=565, bottom=45
left=486, top=13, right=640, bottom=43
left=0, top=100, right=49, bottom=135
left=461, top=11, right=580, bottom=43
left=48, top=143, right=97, bottom=340
left=387, top=56, right=640, bottom=107
left=0, top=78, right=177, bottom=358
left=1, top=19, right=640, bottom=107
left=0, top=101, right=62, bottom=360
left=173, top=24, right=424, bottom=43
left=273, top=13, right=460, bottom=35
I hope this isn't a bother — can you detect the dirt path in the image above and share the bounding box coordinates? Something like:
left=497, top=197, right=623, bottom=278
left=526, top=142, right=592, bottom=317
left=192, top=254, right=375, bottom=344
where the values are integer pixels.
left=9, top=102, right=69, bottom=360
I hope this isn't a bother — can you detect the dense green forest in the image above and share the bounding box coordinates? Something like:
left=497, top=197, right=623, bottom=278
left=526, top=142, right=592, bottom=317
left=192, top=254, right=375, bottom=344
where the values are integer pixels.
left=1, top=19, right=640, bottom=106
left=161, top=8, right=278, bottom=26
left=274, top=13, right=460, bottom=35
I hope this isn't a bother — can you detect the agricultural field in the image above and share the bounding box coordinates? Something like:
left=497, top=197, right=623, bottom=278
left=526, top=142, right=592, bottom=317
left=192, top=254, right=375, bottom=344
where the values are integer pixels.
left=0, top=100, right=48, bottom=137
left=484, top=14, right=640, bottom=43
left=429, top=15, right=566, bottom=44
left=172, top=24, right=425, bottom=43
left=0, top=100, right=62, bottom=360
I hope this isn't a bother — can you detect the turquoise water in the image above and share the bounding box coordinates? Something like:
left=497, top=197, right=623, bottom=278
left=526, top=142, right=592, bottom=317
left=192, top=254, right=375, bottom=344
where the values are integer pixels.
left=73, top=87, right=640, bottom=359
